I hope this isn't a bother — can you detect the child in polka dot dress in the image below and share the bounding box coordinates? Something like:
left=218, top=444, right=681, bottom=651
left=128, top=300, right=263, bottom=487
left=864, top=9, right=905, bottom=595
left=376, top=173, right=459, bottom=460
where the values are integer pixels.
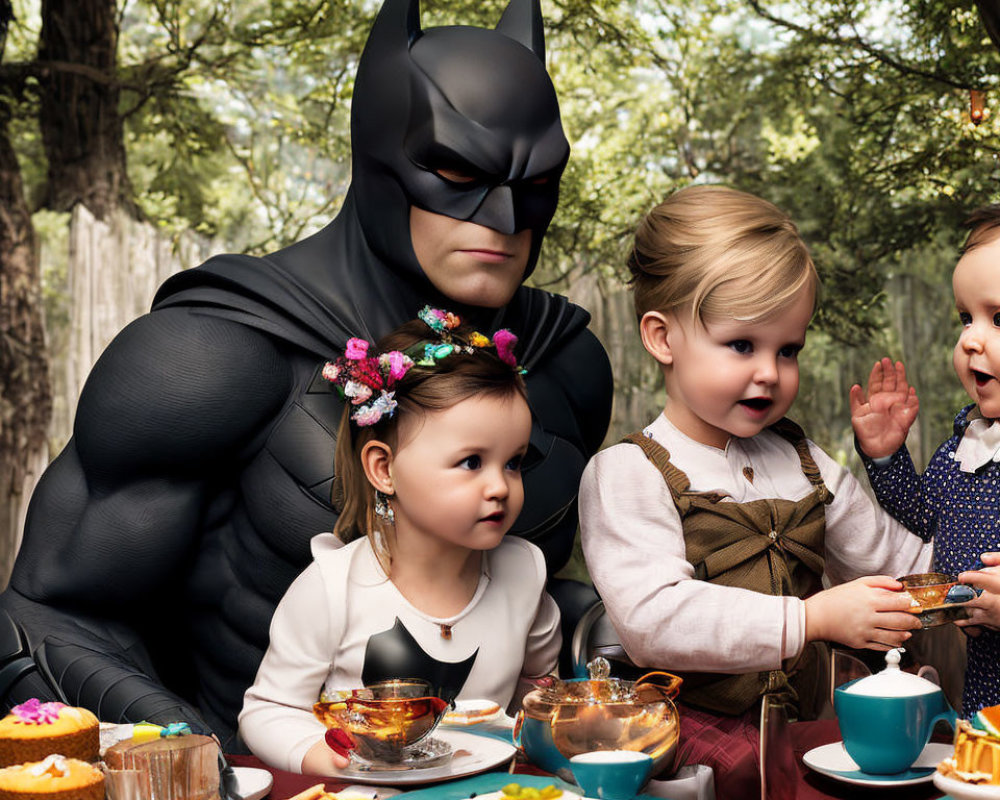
left=851, top=205, right=1000, bottom=715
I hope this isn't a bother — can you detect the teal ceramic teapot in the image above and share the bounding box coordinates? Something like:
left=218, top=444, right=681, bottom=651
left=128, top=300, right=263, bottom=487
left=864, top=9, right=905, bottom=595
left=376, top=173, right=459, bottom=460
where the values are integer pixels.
left=833, top=648, right=957, bottom=775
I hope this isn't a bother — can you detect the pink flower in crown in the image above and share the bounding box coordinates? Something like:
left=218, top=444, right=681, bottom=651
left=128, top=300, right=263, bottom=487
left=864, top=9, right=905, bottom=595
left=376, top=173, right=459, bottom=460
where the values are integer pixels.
left=343, top=380, right=373, bottom=405
left=493, top=329, right=519, bottom=368
left=344, top=338, right=370, bottom=360
left=321, top=362, right=341, bottom=383
left=350, top=392, right=398, bottom=427
left=352, top=404, right=383, bottom=426
left=380, top=351, right=414, bottom=383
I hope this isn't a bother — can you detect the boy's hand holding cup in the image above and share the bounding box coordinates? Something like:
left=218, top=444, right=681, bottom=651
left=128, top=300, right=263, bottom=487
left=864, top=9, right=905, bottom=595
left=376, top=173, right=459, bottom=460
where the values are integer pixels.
left=804, top=576, right=920, bottom=650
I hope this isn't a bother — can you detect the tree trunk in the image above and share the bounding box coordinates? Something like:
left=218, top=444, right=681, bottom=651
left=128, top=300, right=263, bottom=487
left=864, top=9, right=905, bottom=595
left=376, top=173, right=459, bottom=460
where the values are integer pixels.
left=38, top=0, right=130, bottom=219
left=0, top=109, right=51, bottom=587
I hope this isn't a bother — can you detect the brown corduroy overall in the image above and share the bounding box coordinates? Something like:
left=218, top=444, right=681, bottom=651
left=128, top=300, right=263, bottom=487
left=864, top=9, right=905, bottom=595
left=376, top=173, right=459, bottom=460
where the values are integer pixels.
left=623, top=418, right=833, bottom=719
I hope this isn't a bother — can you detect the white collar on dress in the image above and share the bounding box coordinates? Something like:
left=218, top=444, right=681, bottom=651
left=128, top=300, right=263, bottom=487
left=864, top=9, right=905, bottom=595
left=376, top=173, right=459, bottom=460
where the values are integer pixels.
left=954, top=411, right=1000, bottom=472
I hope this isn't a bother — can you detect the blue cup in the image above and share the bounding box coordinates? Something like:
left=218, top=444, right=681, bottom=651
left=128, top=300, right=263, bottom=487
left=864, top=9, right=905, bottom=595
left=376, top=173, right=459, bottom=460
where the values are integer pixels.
left=569, top=750, right=653, bottom=800
left=833, top=679, right=957, bottom=775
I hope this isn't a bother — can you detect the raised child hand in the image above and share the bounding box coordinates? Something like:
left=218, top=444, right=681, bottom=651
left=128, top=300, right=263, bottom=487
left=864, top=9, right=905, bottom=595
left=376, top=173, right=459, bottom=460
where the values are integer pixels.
left=804, top=575, right=921, bottom=650
left=849, top=358, right=919, bottom=460
left=956, top=552, right=1000, bottom=636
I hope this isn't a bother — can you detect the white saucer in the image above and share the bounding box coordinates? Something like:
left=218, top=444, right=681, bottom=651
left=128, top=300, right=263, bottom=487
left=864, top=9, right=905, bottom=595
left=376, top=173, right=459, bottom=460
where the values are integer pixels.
left=933, top=771, right=1000, bottom=800
left=802, top=741, right=952, bottom=787
left=337, top=729, right=516, bottom=785
left=231, top=765, right=273, bottom=800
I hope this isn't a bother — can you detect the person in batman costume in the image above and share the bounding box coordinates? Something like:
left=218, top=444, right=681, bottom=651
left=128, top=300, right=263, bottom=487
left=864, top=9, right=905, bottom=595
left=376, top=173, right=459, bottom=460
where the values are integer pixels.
left=0, top=0, right=612, bottom=751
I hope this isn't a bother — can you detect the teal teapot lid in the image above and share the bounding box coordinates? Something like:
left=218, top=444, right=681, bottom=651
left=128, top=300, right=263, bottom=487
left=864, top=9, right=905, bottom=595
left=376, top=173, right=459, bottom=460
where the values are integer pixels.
left=843, top=649, right=939, bottom=697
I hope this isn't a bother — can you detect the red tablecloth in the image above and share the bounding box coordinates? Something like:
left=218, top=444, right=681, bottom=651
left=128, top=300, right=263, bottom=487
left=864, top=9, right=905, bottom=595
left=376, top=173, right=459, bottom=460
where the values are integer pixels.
left=785, top=719, right=945, bottom=800
left=227, top=754, right=354, bottom=799
left=230, top=720, right=950, bottom=800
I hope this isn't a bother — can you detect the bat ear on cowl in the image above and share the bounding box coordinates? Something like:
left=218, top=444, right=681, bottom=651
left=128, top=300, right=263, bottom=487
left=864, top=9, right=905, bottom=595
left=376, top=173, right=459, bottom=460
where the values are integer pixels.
left=495, top=0, right=546, bottom=61
left=976, top=0, right=1000, bottom=54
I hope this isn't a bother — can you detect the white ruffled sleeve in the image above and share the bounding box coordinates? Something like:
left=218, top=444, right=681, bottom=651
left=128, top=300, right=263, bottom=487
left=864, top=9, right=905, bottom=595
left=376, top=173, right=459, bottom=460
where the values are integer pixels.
left=580, top=444, right=801, bottom=673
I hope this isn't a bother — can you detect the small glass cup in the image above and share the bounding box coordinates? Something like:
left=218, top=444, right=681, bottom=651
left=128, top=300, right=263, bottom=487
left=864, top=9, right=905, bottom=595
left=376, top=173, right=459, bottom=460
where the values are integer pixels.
left=313, top=679, right=451, bottom=763
left=760, top=696, right=797, bottom=800
left=897, top=572, right=970, bottom=628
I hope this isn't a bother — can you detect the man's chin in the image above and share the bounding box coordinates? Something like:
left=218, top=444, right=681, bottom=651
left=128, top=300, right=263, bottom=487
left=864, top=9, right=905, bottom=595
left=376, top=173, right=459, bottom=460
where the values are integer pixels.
left=435, top=282, right=523, bottom=310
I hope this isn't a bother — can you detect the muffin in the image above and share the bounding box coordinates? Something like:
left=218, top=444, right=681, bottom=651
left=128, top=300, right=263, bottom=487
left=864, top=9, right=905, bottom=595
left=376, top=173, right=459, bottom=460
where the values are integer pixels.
left=0, top=754, right=103, bottom=800
left=0, top=701, right=98, bottom=768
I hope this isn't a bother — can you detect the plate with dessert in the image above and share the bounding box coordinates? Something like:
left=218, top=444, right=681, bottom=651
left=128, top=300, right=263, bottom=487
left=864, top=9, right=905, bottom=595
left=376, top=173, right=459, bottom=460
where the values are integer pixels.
left=933, top=704, right=1000, bottom=799
left=460, top=787, right=582, bottom=800
left=0, top=698, right=228, bottom=800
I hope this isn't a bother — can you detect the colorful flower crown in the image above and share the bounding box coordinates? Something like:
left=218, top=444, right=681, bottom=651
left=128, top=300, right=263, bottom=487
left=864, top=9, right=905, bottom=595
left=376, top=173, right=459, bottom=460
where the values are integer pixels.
left=323, top=306, right=522, bottom=427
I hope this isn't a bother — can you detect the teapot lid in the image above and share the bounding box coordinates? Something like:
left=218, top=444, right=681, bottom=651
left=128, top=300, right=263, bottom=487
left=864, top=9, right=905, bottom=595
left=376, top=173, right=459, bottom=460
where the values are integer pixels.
left=843, top=649, right=938, bottom=697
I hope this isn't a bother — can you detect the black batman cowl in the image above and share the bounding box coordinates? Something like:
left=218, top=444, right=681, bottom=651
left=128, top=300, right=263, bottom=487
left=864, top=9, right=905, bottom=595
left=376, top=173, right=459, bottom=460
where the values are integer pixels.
left=154, top=0, right=579, bottom=369
left=153, top=0, right=610, bottom=564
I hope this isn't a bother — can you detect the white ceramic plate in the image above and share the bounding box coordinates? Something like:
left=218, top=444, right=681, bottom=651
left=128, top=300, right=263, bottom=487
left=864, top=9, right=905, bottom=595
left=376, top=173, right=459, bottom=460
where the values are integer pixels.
left=337, top=729, right=517, bottom=786
left=231, top=765, right=273, bottom=800
left=802, top=741, right=952, bottom=787
left=933, top=771, right=1000, bottom=800
left=443, top=699, right=504, bottom=726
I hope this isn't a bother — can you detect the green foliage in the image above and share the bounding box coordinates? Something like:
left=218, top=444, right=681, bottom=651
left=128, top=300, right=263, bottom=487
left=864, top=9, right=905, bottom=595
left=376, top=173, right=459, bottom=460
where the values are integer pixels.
left=5, top=0, right=1000, bottom=470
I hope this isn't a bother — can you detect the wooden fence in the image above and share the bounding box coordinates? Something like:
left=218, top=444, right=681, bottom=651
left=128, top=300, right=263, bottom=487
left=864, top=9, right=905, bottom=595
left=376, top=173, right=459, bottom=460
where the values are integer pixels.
left=2, top=207, right=212, bottom=585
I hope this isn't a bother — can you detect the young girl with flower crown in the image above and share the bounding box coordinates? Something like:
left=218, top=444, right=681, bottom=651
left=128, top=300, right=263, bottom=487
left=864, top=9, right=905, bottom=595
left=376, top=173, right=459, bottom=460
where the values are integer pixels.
left=239, top=307, right=560, bottom=776
left=579, top=186, right=933, bottom=799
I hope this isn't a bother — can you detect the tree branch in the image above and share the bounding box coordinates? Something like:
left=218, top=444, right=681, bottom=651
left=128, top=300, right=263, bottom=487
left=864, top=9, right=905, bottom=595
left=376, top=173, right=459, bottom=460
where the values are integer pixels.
left=744, top=0, right=984, bottom=91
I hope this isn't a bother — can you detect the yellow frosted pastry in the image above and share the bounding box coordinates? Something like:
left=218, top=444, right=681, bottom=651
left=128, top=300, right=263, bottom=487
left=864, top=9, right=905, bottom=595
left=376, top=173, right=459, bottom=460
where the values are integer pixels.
left=937, top=716, right=1000, bottom=785
left=0, top=754, right=103, bottom=800
left=0, top=701, right=98, bottom=768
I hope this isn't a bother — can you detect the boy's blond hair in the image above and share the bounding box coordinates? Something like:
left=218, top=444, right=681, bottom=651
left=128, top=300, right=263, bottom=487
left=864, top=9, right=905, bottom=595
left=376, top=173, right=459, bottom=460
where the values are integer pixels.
left=962, top=205, right=1000, bottom=253
left=627, top=185, right=818, bottom=325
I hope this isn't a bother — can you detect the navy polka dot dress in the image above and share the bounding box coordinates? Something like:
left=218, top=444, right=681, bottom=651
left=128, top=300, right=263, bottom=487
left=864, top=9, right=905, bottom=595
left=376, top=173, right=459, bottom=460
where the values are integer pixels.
left=863, top=404, right=1000, bottom=716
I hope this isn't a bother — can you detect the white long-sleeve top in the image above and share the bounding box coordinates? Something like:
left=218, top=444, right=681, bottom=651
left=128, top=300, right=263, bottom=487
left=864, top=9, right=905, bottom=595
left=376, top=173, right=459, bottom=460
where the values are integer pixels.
left=580, top=413, right=933, bottom=675
left=239, top=534, right=560, bottom=772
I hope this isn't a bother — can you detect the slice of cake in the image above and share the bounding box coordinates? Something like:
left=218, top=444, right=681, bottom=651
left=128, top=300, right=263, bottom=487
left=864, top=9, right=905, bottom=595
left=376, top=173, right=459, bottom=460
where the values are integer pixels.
left=105, top=732, right=220, bottom=800
left=936, top=705, right=1000, bottom=785
left=0, top=754, right=104, bottom=800
left=0, top=700, right=99, bottom=768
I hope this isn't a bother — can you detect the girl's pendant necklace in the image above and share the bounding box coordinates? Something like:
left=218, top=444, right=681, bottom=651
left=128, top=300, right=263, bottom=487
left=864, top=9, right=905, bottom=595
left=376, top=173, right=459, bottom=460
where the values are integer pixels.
left=439, top=624, right=453, bottom=640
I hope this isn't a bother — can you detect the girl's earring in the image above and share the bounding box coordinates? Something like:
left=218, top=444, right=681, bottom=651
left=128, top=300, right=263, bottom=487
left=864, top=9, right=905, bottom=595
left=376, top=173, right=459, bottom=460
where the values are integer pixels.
left=374, top=490, right=395, bottom=525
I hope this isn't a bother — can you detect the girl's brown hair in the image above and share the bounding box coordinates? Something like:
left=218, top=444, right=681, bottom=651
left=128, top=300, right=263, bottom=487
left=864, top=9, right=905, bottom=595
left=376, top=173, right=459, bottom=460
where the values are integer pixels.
left=627, top=185, right=818, bottom=326
left=332, top=318, right=528, bottom=564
